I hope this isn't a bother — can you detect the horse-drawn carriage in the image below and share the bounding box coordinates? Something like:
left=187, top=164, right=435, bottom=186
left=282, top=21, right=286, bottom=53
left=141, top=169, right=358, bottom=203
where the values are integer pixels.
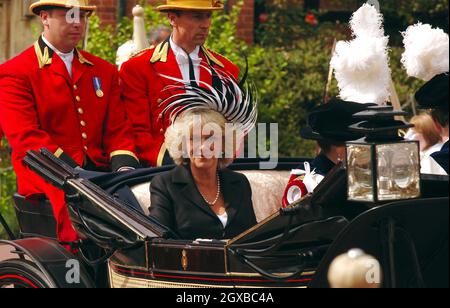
left=0, top=147, right=448, bottom=288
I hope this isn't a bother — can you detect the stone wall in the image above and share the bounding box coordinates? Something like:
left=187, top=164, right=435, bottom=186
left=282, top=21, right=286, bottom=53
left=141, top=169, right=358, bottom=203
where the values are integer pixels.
left=0, top=0, right=40, bottom=63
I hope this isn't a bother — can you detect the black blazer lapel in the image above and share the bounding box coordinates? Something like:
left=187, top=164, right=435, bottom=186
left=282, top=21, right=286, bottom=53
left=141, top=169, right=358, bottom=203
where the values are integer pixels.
left=221, top=169, right=244, bottom=227
left=172, top=165, right=218, bottom=219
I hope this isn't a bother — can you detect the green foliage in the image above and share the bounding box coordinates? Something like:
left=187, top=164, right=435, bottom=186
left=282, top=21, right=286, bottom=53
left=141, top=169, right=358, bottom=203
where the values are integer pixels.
left=83, top=0, right=442, bottom=158
left=0, top=140, right=18, bottom=239
left=86, top=3, right=171, bottom=64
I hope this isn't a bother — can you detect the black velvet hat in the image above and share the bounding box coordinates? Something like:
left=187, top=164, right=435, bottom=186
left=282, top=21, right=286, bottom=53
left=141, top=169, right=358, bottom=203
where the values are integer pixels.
left=300, top=98, right=375, bottom=142
left=415, top=73, right=449, bottom=110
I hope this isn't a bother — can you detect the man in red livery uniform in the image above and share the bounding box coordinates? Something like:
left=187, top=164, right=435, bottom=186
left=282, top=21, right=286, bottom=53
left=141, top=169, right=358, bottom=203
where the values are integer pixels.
left=120, top=0, right=240, bottom=167
left=0, top=0, right=140, bottom=246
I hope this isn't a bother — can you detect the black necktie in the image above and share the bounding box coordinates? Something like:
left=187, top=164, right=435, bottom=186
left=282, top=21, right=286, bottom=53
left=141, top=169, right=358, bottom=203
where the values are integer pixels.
left=187, top=53, right=198, bottom=87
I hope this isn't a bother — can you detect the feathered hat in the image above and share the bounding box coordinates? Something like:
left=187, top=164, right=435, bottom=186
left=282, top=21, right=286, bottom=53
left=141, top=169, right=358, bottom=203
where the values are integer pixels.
left=331, top=3, right=391, bottom=105
left=159, top=68, right=258, bottom=133
left=301, top=3, right=390, bottom=143
left=401, top=23, right=449, bottom=109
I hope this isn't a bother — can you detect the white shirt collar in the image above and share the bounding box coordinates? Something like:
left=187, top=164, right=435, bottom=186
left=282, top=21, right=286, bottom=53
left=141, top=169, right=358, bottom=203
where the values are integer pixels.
left=42, top=34, right=74, bottom=58
left=170, top=36, right=202, bottom=82
left=42, top=34, right=74, bottom=77
left=170, top=36, right=200, bottom=61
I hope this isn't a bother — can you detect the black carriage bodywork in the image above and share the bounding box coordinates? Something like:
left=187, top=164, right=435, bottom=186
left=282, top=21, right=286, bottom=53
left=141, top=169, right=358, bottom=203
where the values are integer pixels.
left=0, top=149, right=448, bottom=288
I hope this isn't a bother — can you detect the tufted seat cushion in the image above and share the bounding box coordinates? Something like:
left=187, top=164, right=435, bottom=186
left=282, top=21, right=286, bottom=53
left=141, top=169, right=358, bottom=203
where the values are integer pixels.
left=130, top=170, right=291, bottom=222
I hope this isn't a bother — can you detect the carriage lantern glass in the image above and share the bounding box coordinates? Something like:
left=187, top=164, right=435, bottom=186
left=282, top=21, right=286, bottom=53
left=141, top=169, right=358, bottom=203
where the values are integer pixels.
left=346, top=106, right=421, bottom=203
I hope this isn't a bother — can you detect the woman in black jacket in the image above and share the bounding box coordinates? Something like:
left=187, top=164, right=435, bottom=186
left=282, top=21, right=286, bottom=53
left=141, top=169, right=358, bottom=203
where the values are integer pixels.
left=149, top=73, right=258, bottom=240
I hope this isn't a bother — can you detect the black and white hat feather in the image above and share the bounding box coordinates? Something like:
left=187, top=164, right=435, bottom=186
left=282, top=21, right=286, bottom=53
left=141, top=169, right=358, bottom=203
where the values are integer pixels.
left=159, top=66, right=258, bottom=133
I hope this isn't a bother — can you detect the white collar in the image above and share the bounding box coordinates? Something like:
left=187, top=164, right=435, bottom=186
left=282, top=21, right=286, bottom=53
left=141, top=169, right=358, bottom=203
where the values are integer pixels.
left=170, top=36, right=200, bottom=60
left=42, top=34, right=74, bottom=59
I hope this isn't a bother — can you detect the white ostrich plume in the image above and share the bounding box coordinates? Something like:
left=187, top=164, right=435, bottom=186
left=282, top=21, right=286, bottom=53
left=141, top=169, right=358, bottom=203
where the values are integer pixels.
left=401, top=23, right=449, bottom=81
left=331, top=3, right=391, bottom=105
left=350, top=3, right=385, bottom=38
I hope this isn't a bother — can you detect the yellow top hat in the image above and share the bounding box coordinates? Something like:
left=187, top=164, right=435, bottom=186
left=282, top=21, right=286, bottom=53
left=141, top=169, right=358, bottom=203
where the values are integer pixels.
left=30, top=0, right=96, bottom=16
left=157, top=0, right=224, bottom=12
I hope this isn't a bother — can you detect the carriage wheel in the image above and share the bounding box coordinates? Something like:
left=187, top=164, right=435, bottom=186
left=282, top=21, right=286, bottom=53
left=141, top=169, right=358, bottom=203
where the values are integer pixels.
left=0, top=259, right=52, bottom=288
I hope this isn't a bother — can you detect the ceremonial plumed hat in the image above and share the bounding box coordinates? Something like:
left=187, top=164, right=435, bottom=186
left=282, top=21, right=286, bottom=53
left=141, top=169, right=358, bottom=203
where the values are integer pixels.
left=301, top=99, right=374, bottom=142
left=401, top=23, right=449, bottom=110
left=301, top=4, right=390, bottom=143
left=415, top=73, right=449, bottom=110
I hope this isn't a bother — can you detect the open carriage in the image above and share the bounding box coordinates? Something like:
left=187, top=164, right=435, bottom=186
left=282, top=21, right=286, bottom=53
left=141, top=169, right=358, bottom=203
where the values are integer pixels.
left=0, top=148, right=448, bottom=288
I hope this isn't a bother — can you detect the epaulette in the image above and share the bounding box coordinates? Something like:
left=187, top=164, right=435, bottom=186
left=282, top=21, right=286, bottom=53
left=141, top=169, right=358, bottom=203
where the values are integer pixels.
left=130, top=46, right=154, bottom=59
left=201, top=46, right=225, bottom=68
left=150, top=41, right=169, bottom=63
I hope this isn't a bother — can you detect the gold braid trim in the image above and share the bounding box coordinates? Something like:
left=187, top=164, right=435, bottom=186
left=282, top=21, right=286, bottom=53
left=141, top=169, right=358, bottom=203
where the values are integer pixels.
left=110, top=150, right=139, bottom=162
left=34, top=41, right=52, bottom=69
left=54, top=148, right=64, bottom=158
left=201, top=46, right=225, bottom=68
left=156, top=143, right=167, bottom=167
left=76, top=49, right=94, bottom=66
left=150, top=41, right=169, bottom=63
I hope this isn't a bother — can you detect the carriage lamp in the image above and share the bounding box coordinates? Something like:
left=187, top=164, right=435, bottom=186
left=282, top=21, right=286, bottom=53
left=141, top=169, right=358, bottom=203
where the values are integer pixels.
left=346, top=106, right=421, bottom=203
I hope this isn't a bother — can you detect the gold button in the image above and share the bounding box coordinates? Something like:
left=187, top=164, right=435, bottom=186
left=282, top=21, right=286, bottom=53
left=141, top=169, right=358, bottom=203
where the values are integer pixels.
left=82, top=133, right=87, bottom=139
left=76, top=96, right=81, bottom=102
left=160, top=129, right=164, bottom=134
left=80, top=121, right=86, bottom=127
left=157, top=98, right=163, bottom=104
left=84, top=146, right=88, bottom=151
left=73, top=85, right=78, bottom=90
left=78, top=108, right=84, bottom=114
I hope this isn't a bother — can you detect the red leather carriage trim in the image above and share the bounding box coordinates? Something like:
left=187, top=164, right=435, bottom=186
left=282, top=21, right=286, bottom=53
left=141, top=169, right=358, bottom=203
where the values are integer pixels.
left=0, top=275, right=39, bottom=288
left=111, top=265, right=313, bottom=284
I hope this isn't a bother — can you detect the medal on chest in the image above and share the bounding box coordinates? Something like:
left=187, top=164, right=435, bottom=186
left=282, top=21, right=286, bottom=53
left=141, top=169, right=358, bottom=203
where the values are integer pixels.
left=93, top=77, right=104, bottom=98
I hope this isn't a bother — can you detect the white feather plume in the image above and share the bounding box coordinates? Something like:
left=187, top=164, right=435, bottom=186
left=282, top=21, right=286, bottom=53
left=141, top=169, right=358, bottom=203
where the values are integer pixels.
left=350, top=3, right=385, bottom=38
left=331, top=3, right=391, bottom=105
left=401, top=23, right=449, bottom=81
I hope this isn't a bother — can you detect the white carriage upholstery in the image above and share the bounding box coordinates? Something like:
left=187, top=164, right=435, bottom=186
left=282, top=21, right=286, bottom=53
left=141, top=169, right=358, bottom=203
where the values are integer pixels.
left=130, top=170, right=291, bottom=222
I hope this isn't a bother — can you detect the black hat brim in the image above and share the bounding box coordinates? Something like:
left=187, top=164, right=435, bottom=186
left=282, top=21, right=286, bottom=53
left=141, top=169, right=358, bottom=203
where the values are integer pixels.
left=415, top=73, right=449, bottom=110
left=300, top=127, right=324, bottom=141
left=301, top=98, right=374, bottom=142
left=300, top=127, right=364, bottom=142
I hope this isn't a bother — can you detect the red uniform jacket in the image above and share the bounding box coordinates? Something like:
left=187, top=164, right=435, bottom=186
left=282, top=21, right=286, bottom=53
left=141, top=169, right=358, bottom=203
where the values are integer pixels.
left=120, top=39, right=239, bottom=167
left=0, top=37, right=139, bottom=243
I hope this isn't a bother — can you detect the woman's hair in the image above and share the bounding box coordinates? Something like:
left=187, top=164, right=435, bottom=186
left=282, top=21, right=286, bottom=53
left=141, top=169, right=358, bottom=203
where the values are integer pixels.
left=165, top=108, right=235, bottom=169
left=410, top=113, right=442, bottom=150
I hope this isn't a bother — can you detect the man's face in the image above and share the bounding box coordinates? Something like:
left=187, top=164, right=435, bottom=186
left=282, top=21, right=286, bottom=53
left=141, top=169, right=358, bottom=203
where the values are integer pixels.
left=41, top=8, right=88, bottom=52
left=169, top=11, right=212, bottom=47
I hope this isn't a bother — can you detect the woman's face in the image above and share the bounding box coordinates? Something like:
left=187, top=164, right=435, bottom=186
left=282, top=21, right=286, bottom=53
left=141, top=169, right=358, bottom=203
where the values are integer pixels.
left=189, top=130, right=222, bottom=171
